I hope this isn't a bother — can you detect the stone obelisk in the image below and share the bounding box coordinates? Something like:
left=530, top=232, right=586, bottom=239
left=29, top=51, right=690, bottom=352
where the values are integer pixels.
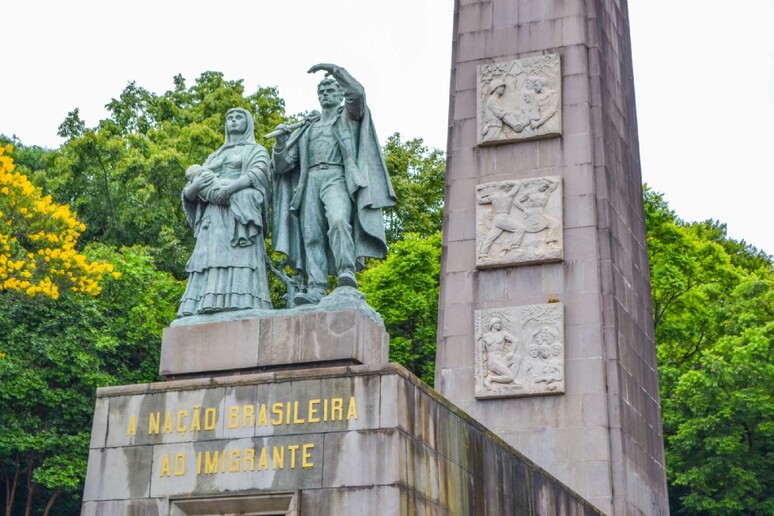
left=435, top=1, right=669, bottom=514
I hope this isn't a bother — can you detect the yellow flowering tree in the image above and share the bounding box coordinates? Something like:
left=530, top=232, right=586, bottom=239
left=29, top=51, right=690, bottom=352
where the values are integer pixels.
left=0, top=144, right=115, bottom=299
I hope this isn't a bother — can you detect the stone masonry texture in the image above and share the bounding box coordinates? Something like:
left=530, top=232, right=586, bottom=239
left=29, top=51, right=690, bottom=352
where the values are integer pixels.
left=435, top=0, right=669, bottom=514
left=160, top=309, right=389, bottom=378
left=82, top=364, right=603, bottom=515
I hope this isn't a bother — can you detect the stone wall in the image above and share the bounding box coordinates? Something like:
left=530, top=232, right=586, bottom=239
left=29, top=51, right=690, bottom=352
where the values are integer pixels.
left=83, top=364, right=602, bottom=515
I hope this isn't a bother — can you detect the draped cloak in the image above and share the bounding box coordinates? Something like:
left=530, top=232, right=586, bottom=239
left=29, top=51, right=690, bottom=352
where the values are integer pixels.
left=272, top=102, right=396, bottom=275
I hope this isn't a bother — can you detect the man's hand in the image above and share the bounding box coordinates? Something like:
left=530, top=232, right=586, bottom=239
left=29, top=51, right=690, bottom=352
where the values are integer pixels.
left=308, top=63, right=342, bottom=77
left=272, top=123, right=291, bottom=147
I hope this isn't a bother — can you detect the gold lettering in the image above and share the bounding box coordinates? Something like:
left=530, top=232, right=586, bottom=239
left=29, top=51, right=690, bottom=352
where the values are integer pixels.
left=190, top=445, right=315, bottom=476
left=308, top=399, right=320, bottom=423
left=176, top=410, right=188, bottom=436
left=288, top=444, right=299, bottom=469
left=331, top=397, right=343, bottom=421
left=228, top=449, right=240, bottom=472
left=293, top=401, right=305, bottom=424
left=160, top=453, right=171, bottom=477
left=272, top=446, right=285, bottom=470
left=256, top=404, right=268, bottom=427
left=285, top=401, right=291, bottom=425
left=258, top=447, right=269, bottom=470
left=204, top=451, right=219, bottom=474
left=243, top=448, right=255, bottom=471
left=242, top=404, right=255, bottom=427
left=324, top=399, right=329, bottom=421
left=190, top=405, right=201, bottom=432
left=162, top=412, right=173, bottom=434
left=271, top=402, right=283, bottom=426
left=346, top=397, right=358, bottom=421
left=204, top=408, right=217, bottom=431
left=302, top=443, right=314, bottom=469
left=228, top=406, right=239, bottom=429
left=148, top=412, right=161, bottom=434
left=174, top=453, right=185, bottom=476
left=126, top=415, right=137, bottom=436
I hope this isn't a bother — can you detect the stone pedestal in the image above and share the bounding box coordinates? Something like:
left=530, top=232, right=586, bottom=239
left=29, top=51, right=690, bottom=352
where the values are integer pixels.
left=82, top=362, right=601, bottom=515
left=160, top=309, right=388, bottom=378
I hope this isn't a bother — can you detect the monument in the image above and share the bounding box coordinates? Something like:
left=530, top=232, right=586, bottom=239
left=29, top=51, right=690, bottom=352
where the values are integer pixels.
left=436, top=0, right=669, bottom=514
left=271, top=64, right=396, bottom=306
left=81, top=64, right=601, bottom=514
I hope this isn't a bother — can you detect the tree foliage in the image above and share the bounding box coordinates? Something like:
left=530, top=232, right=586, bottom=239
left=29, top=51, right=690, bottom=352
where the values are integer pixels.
left=645, top=187, right=774, bottom=514
left=359, top=232, right=442, bottom=385
left=360, top=134, right=446, bottom=385
left=0, top=135, right=49, bottom=174
left=40, top=72, right=286, bottom=277
left=0, top=145, right=115, bottom=300
left=0, top=245, right=182, bottom=515
left=382, top=134, right=445, bottom=244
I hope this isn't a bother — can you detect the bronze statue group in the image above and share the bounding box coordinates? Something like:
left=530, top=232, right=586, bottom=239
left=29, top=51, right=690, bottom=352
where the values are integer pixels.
left=177, top=64, right=396, bottom=316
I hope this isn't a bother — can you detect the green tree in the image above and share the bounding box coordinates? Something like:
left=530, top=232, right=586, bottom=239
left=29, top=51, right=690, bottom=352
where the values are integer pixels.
left=645, top=188, right=774, bottom=514
left=382, top=134, right=445, bottom=244
left=0, top=135, right=49, bottom=174
left=359, top=232, right=442, bottom=385
left=0, top=245, right=182, bottom=515
left=664, top=277, right=774, bottom=514
left=645, top=188, right=740, bottom=374
left=357, top=135, right=445, bottom=385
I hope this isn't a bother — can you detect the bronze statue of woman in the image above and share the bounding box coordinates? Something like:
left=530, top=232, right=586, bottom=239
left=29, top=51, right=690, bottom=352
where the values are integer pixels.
left=177, top=107, right=272, bottom=316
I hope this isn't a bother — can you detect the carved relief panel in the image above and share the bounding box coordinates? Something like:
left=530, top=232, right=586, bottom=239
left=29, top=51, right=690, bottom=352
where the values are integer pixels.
left=476, top=176, right=562, bottom=268
left=475, top=303, right=565, bottom=398
left=477, top=54, right=562, bottom=146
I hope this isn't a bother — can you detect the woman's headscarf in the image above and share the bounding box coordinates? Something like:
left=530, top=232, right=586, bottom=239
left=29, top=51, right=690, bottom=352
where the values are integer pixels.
left=223, top=107, right=256, bottom=147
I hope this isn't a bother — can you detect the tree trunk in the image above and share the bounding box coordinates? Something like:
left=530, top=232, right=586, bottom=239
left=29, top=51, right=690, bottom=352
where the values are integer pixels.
left=42, top=492, right=59, bottom=516
left=23, top=455, right=34, bottom=516
left=4, top=455, right=20, bottom=516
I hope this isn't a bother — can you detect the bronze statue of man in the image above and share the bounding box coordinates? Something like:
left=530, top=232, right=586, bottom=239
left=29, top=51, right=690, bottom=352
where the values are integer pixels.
left=271, top=64, right=396, bottom=305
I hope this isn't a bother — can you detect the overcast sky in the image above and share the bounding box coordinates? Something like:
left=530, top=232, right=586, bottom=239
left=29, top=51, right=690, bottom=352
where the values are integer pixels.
left=2, top=1, right=773, bottom=255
